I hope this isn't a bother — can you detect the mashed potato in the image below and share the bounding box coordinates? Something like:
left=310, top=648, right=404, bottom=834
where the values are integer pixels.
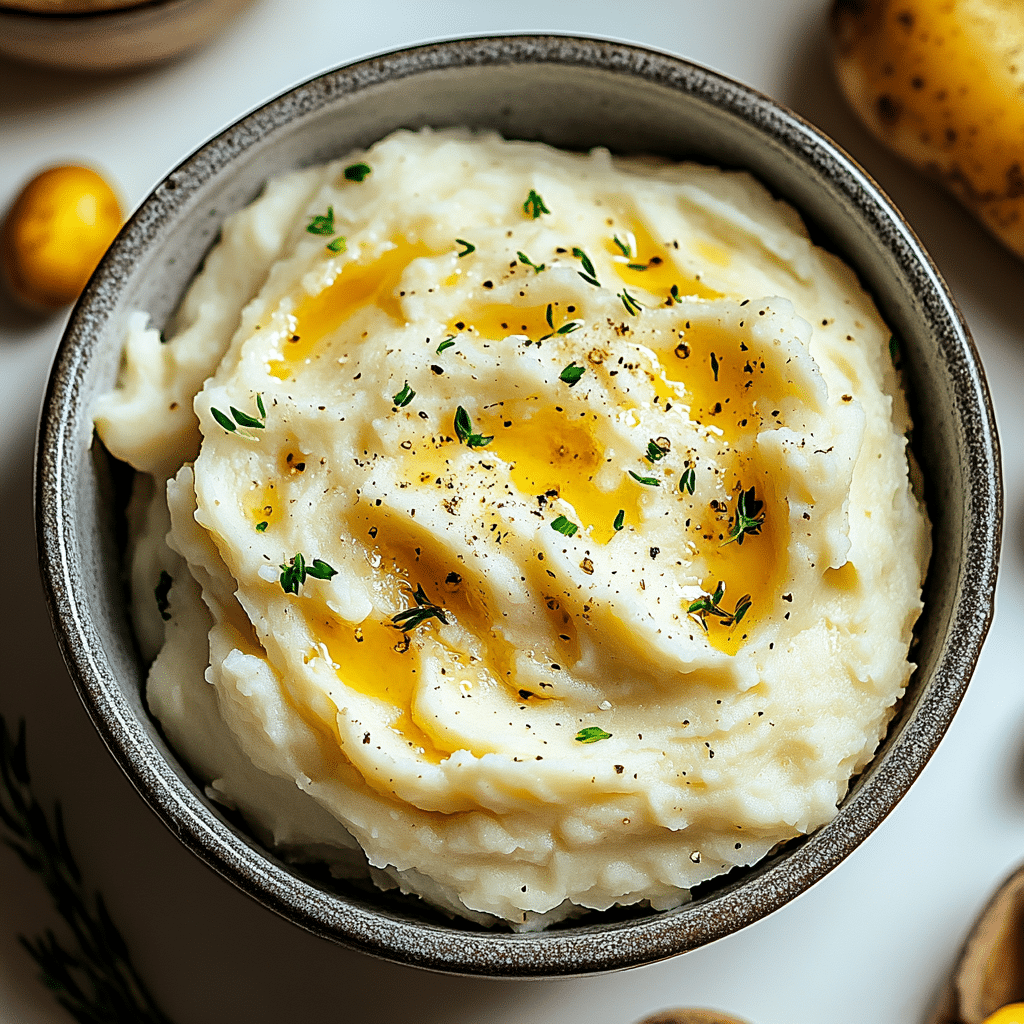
left=94, top=129, right=929, bottom=928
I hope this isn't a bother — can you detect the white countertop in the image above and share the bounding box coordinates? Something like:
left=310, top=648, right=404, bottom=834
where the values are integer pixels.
left=1, top=2, right=1021, bottom=1021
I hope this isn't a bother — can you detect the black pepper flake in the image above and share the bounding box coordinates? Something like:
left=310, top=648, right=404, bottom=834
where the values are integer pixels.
left=614, top=764, right=624, bottom=774
left=431, top=365, right=444, bottom=375
left=649, top=547, right=660, bottom=559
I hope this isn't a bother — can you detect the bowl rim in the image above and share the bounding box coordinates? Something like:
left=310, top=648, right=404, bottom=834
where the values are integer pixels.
left=35, top=32, right=1002, bottom=977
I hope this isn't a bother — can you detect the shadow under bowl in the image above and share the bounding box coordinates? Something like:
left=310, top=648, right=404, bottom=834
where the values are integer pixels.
left=35, top=34, right=1001, bottom=977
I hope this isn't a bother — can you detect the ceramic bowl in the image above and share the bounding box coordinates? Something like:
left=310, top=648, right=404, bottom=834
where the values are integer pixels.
left=35, top=35, right=1001, bottom=977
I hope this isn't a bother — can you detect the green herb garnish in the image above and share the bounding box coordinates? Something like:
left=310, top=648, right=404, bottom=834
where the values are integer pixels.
left=723, top=485, right=765, bottom=546
left=619, top=289, right=642, bottom=316
left=572, top=247, right=600, bottom=287
left=679, top=468, right=696, bottom=495
left=211, top=394, right=266, bottom=433
left=645, top=439, right=669, bottom=463
left=613, top=235, right=631, bottom=257
left=517, top=250, right=545, bottom=273
left=688, top=580, right=752, bottom=630
left=523, top=189, right=550, bottom=219
left=628, top=470, right=660, bottom=487
left=279, top=553, right=337, bottom=595
left=344, top=162, right=372, bottom=182
left=575, top=726, right=612, bottom=744
left=0, top=715, right=175, bottom=1024
left=255, top=521, right=268, bottom=532
left=551, top=514, right=578, bottom=537
left=454, top=406, right=493, bottom=448
left=306, top=206, right=335, bottom=235
left=559, top=362, right=585, bottom=387
left=154, top=570, right=172, bottom=621
left=456, top=238, right=476, bottom=258
left=392, top=381, right=416, bottom=408
left=390, top=583, right=449, bottom=631
left=613, top=509, right=625, bottom=531
left=436, top=336, right=456, bottom=354
left=326, top=236, right=347, bottom=254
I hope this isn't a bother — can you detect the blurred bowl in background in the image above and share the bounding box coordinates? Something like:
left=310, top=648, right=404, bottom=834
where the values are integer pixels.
left=0, top=0, right=254, bottom=72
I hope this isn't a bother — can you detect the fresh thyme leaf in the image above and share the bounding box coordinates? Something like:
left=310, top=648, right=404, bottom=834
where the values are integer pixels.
left=154, top=570, right=172, bottom=621
left=279, top=552, right=336, bottom=594
left=0, top=715, right=175, bottom=1024
left=679, top=468, right=696, bottom=495
left=645, top=439, right=669, bottom=463
left=326, top=236, right=347, bottom=254
left=710, top=351, right=720, bottom=381
left=453, top=406, right=492, bottom=448
left=255, top=521, right=268, bottom=532
left=618, top=289, right=642, bottom=316
left=550, top=514, right=578, bottom=537
left=574, top=726, right=612, bottom=744
left=546, top=303, right=554, bottom=330
left=572, top=247, right=600, bottom=286
left=628, top=470, right=660, bottom=487
left=613, top=509, right=625, bottom=531
left=436, top=336, right=456, bottom=354
left=517, top=250, right=545, bottom=273
left=229, top=406, right=265, bottom=430
left=733, top=595, right=752, bottom=624
left=390, top=583, right=449, bottom=631
left=612, top=235, right=631, bottom=257
left=211, top=407, right=236, bottom=432
left=687, top=581, right=752, bottom=630
left=344, top=162, right=372, bottom=182
left=456, top=238, right=476, bottom=258
left=306, top=206, right=335, bottom=236
left=523, top=189, right=550, bottom=219
left=556, top=320, right=582, bottom=335
left=722, top=485, right=765, bottom=546
left=256, top=393, right=266, bottom=419
left=626, top=262, right=648, bottom=271
left=559, top=362, right=585, bottom=387
left=392, top=381, right=416, bottom=407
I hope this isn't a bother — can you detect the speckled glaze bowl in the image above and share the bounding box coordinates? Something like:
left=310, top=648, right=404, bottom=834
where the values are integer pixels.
left=36, top=35, right=1001, bottom=976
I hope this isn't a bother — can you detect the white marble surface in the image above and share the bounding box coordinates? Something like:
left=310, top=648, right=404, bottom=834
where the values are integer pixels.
left=1, top=1, right=1021, bottom=1021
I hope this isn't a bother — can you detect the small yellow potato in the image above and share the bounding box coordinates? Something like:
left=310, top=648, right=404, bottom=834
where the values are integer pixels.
left=830, top=0, right=1024, bottom=258
left=1, top=164, right=122, bottom=311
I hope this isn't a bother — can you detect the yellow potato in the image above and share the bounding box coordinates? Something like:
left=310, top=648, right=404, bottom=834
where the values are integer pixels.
left=1, top=165, right=122, bottom=311
left=830, top=0, right=1024, bottom=258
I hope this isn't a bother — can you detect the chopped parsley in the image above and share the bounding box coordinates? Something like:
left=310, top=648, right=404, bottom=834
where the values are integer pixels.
left=523, top=189, right=550, bottom=219
left=279, top=553, right=337, bottom=595
left=550, top=514, right=578, bottom=537
left=618, top=289, right=642, bottom=316
left=629, top=470, right=660, bottom=487
left=390, top=583, right=448, bottom=632
left=688, top=580, right=752, bottom=630
left=456, top=238, right=476, bottom=258
left=517, top=250, right=545, bottom=273
left=559, top=362, right=585, bottom=387
left=679, top=468, right=696, bottom=495
left=723, top=485, right=765, bottom=546
left=575, top=726, right=612, bottom=744
left=454, top=406, right=493, bottom=448
left=326, top=236, right=347, bottom=254
left=211, top=394, right=266, bottom=433
left=305, top=206, right=335, bottom=235
left=154, top=570, right=172, bottom=621
left=572, top=247, right=600, bottom=287
left=436, top=336, right=456, bottom=354
left=392, top=381, right=416, bottom=408
left=613, top=509, right=625, bottom=531
left=344, top=162, right=372, bottom=182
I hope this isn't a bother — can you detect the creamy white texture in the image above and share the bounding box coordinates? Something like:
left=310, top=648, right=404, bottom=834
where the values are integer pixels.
left=94, top=129, right=929, bottom=928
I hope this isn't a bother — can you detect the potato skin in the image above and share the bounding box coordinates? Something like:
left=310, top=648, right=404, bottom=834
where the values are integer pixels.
left=831, top=0, right=1024, bottom=259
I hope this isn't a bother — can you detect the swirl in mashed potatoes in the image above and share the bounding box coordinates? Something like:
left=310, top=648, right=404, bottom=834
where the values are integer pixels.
left=94, top=129, right=929, bottom=928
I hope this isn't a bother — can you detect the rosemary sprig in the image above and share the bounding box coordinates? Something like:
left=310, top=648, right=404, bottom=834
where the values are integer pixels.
left=0, top=715, right=175, bottom=1024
